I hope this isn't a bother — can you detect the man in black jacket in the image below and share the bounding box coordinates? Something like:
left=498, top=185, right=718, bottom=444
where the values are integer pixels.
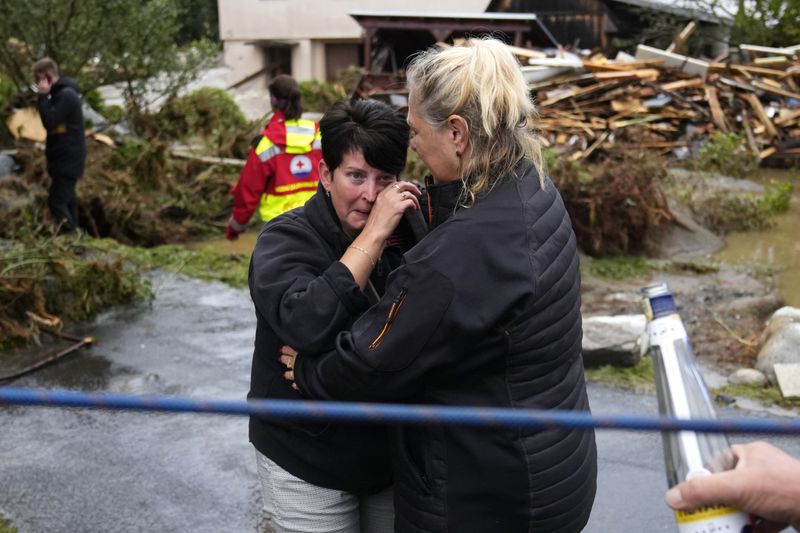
left=33, top=57, right=86, bottom=234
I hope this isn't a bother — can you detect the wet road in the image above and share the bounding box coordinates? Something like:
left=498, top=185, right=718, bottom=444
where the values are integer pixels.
left=1, top=271, right=798, bottom=532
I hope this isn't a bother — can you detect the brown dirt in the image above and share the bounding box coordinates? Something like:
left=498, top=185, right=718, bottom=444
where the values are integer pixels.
left=580, top=265, right=781, bottom=373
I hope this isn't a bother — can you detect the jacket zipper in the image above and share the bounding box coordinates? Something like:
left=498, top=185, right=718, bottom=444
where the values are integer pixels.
left=369, top=288, right=407, bottom=350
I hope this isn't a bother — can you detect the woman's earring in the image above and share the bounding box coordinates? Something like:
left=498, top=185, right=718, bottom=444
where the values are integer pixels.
left=455, top=150, right=461, bottom=158
left=325, top=190, right=331, bottom=198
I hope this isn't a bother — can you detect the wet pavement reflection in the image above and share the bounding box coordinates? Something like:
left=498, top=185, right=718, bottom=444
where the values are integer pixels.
left=0, top=271, right=265, bottom=533
left=1, top=272, right=799, bottom=532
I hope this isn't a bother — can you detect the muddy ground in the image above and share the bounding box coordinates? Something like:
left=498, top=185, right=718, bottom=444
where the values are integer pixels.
left=581, top=263, right=777, bottom=374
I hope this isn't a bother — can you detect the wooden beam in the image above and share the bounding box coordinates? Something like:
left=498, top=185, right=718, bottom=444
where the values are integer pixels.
left=704, top=86, right=729, bottom=132
left=539, top=80, right=621, bottom=107
left=582, top=59, right=663, bottom=71
left=709, top=63, right=788, bottom=78
left=750, top=80, right=800, bottom=100
left=774, top=108, right=800, bottom=127
left=571, top=130, right=611, bottom=161
left=593, top=68, right=660, bottom=81
left=743, top=93, right=778, bottom=138
left=659, top=78, right=704, bottom=91
left=666, top=21, right=697, bottom=54
left=505, top=44, right=547, bottom=59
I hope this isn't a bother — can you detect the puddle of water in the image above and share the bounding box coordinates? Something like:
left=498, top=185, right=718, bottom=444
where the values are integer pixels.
left=713, top=169, right=800, bottom=307
left=189, top=232, right=258, bottom=255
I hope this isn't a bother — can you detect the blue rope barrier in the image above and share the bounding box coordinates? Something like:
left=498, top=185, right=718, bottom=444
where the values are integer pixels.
left=1, top=386, right=799, bottom=435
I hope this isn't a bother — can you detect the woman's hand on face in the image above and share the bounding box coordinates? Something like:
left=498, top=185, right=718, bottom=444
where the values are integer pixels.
left=278, top=345, right=299, bottom=390
left=362, top=181, right=421, bottom=243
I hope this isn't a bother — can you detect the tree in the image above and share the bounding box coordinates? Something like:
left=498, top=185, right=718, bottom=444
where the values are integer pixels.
left=0, top=0, right=216, bottom=130
left=680, top=0, right=800, bottom=47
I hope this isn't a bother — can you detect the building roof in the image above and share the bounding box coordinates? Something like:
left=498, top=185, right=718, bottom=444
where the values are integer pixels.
left=607, top=0, right=734, bottom=25
left=349, top=10, right=558, bottom=47
left=349, top=10, right=542, bottom=21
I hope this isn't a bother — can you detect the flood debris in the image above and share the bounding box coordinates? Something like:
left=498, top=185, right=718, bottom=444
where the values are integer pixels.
left=351, top=35, right=800, bottom=166
left=0, top=237, right=146, bottom=349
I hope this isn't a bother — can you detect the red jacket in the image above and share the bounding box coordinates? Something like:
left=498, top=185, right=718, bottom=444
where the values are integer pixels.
left=229, top=112, right=322, bottom=230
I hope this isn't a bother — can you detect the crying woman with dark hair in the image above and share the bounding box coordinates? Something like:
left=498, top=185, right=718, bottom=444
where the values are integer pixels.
left=247, top=99, right=426, bottom=532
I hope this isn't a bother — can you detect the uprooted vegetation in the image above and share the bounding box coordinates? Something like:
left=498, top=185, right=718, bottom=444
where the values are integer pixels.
left=0, top=237, right=149, bottom=349
left=0, top=87, right=257, bottom=347
left=550, top=151, right=673, bottom=256
left=1, top=81, right=797, bottom=351
left=2, top=87, right=259, bottom=245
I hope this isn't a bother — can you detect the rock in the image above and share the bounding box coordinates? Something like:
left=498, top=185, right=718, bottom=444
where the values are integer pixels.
left=728, top=368, right=768, bottom=386
left=774, top=363, right=800, bottom=398
left=650, top=197, right=725, bottom=259
left=582, top=314, right=646, bottom=367
left=756, top=322, right=800, bottom=383
left=761, top=306, right=800, bottom=342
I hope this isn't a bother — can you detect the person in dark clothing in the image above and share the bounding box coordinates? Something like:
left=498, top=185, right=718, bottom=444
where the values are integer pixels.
left=282, top=38, right=598, bottom=532
left=33, top=57, right=86, bottom=234
left=248, top=99, right=425, bottom=532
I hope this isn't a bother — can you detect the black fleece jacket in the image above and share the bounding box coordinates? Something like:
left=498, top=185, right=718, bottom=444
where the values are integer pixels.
left=248, top=185, right=426, bottom=494
left=37, top=76, right=86, bottom=178
left=296, top=162, right=598, bottom=532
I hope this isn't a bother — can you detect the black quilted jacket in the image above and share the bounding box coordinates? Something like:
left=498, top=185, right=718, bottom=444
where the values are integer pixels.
left=37, top=76, right=86, bottom=178
left=296, top=161, right=598, bottom=532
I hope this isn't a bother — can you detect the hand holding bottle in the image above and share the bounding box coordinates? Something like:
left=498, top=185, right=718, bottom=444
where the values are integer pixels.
left=666, top=441, right=800, bottom=533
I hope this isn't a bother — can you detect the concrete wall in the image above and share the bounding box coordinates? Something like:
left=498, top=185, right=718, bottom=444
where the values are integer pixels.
left=219, top=0, right=490, bottom=84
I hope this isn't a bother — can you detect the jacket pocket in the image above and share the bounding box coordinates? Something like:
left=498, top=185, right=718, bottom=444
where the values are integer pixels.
left=369, top=287, right=407, bottom=350
left=393, top=426, right=432, bottom=495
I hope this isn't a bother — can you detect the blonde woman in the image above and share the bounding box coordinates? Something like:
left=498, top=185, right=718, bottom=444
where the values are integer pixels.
left=284, top=38, right=597, bottom=532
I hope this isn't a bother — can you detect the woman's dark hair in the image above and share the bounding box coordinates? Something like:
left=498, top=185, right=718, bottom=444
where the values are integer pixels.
left=269, top=74, right=302, bottom=120
left=319, top=100, right=409, bottom=176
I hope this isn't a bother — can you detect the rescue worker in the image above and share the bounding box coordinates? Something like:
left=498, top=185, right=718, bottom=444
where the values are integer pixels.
left=226, top=74, right=321, bottom=240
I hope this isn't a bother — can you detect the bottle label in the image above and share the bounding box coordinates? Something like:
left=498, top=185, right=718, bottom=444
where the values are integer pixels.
left=674, top=505, right=752, bottom=532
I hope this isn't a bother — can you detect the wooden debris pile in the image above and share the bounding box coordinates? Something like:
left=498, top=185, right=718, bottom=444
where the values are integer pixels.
left=523, top=36, right=800, bottom=163
left=352, top=29, right=799, bottom=165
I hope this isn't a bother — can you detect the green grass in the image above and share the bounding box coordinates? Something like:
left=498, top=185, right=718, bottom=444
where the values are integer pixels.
left=89, top=238, right=250, bottom=288
left=584, top=357, right=656, bottom=393
left=0, top=517, right=17, bottom=533
left=581, top=255, right=723, bottom=281
left=712, top=384, right=800, bottom=410
left=582, top=256, right=657, bottom=280
left=585, top=357, right=800, bottom=412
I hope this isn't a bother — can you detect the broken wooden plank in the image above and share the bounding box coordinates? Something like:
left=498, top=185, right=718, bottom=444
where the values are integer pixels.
left=750, top=80, right=800, bottom=100
left=571, top=130, right=611, bottom=161
left=623, top=141, right=688, bottom=149
left=741, top=109, right=760, bottom=155
left=505, top=44, right=547, bottom=59
left=610, top=115, right=664, bottom=129
left=753, top=56, right=793, bottom=67
left=759, top=146, right=777, bottom=160
left=743, top=93, right=779, bottom=138
left=710, top=63, right=788, bottom=78
left=666, top=21, right=697, bottom=54
left=594, top=69, right=660, bottom=81
left=539, top=80, right=622, bottom=107
left=704, top=86, right=729, bottom=132
left=659, top=78, right=704, bottom=91
left=775, top=108, right=800, bottom=126
left=582, top=59, right=663, bottom=71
